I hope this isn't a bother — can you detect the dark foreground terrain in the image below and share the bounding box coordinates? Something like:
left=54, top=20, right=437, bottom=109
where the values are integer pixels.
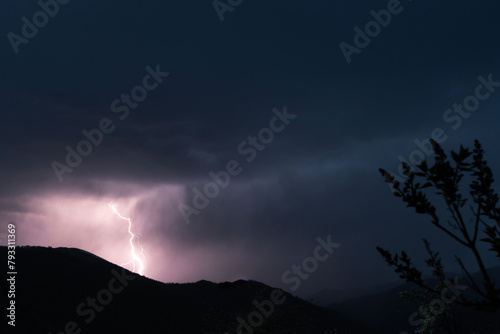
left=326, top=269, right=500, bottom=333
left=1, top=246, right=376, bottom=334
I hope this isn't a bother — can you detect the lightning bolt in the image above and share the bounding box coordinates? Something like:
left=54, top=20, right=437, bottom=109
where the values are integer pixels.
left=108, top=202, right=146, bottom=276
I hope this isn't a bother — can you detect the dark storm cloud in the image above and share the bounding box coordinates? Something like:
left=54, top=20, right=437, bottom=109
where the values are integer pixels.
left=1, top=0, right=499, bottom=294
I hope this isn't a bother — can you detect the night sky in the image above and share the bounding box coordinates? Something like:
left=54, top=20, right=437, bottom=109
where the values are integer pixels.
left=1, top=0, right=499, bottom=298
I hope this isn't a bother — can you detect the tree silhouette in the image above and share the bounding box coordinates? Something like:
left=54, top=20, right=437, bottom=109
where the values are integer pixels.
left=378, top=139, right=500, bottom=312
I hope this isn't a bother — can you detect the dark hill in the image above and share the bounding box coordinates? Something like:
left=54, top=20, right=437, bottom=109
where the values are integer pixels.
left=328, top=268, right=500, bottom=334
left=1, top=246, right=377, bottom=334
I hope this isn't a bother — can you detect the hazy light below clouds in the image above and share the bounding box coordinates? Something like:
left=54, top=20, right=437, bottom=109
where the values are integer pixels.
left=0, top=182, right=183, bottom=279
left=0, top=180, right=280, bottom=286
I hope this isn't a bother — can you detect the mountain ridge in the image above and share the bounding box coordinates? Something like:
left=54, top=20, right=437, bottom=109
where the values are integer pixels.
left=1, top=245, right=377, bottom=334
left=327, top=267, right=500, bottom=333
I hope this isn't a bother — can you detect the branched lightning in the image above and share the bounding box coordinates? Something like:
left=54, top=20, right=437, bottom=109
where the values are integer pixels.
left=108, top=202, right=146, bottom=275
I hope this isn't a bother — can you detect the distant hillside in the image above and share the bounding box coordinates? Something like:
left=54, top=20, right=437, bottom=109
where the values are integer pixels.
left=308, top=281, right=401, bottom=306
left=1, top=246, right=377, bottom=334
left=328, top=268, right=500, bottom=334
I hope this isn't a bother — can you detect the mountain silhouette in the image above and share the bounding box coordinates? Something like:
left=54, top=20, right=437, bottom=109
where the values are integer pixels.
left=2, top=246, right=377, bottom=333
left=327, top=268, right=500, bottom=333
